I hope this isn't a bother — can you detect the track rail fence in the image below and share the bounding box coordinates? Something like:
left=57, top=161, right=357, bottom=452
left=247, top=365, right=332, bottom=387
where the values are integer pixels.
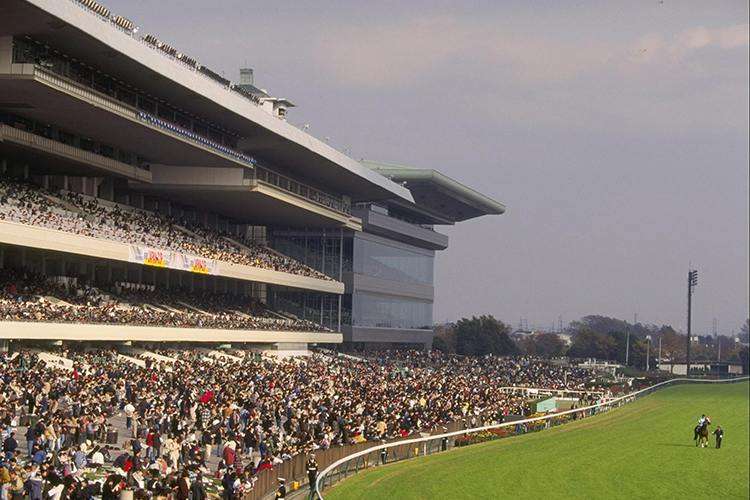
left=311, top=376, right=748, bottom=500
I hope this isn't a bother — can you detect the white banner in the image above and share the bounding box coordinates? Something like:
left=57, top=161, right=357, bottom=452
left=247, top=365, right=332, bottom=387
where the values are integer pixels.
left=129, top=246, right=219, bottom=275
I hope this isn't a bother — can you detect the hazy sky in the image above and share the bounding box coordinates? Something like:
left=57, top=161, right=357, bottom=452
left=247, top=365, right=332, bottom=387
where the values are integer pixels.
left=104, top=0, right=749, bottom=335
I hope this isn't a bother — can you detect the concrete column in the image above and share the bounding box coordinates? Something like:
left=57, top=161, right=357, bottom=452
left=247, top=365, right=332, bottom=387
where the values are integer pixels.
left=0, top=36, right=14, bottom=72
left=68, top=177, right=83, bottom=194
left=144, top=197, right=157, bottom=213
left=159, top=200, right=171, bottom=216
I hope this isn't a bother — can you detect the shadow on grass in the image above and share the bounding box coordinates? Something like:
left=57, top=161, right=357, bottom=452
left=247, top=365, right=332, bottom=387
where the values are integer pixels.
left=657, top=443, right=698, bottom=447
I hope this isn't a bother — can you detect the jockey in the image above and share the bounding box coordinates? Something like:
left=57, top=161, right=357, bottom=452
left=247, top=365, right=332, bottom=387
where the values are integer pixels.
left=694, top=414, right=710, bottom=438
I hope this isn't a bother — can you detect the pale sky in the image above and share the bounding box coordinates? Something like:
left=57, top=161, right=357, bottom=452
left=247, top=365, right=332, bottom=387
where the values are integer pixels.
left=104, top=0, right=749, bottom=336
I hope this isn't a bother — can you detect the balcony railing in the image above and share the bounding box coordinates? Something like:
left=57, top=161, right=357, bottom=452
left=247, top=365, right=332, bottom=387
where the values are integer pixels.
left=254, top=165, right=351, bottom=215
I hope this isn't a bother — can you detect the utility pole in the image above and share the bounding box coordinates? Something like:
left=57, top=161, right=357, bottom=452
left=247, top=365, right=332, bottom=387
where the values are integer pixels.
left=658, top=336, right=662, bottom=372
left=625, top=330, right=630, bottom=367
left=687, top=269, right=698, bottom=378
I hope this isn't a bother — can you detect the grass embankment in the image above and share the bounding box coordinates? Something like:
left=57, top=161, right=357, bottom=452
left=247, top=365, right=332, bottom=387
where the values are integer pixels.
left=324, top=381, right=749, bottom=500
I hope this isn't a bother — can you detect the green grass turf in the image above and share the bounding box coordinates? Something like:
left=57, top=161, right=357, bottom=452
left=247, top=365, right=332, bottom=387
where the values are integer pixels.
left=323, top=381, right=749, bottom=500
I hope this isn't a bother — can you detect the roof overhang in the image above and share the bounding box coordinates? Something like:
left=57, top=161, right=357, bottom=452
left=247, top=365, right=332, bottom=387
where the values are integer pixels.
left=0, top=71, right=249, bottom=168
left=0, top=0, right=414, bottom=203
left=129, top=181, right=363, bottom=231
left=361, top=160, right=506, bottom=223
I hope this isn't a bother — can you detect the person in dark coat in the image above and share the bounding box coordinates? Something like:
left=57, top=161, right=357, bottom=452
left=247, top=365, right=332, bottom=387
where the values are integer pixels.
left=175, top=471, right=189, bottom=500
left=712, top=425, right=723, bottom=449
left=24, top=426, right=35, bottom=458
left=221, top=470, right=234, bottom=500
left=275, top=478, right=286, bottom=499
left=3, top=433, right=17, bottom=461
left=306, top=454, right=319, bottom=490
left=24, top=470, right=44, bottom=500
left=190, top=474, right=207, bottom=500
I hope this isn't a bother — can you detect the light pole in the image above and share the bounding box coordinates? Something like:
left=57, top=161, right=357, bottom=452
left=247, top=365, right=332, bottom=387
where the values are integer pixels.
left=687, top=270, right=698, bottom=378
left=625, top=331, right=630, bottom=367
left=646, top=335, right=651, bottom=372
left=658, top=336, right=662, bottom=372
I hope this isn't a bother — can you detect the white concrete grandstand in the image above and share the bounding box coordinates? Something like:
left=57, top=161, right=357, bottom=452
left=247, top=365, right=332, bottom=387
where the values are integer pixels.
left=0, top=0, right=504, bottom=351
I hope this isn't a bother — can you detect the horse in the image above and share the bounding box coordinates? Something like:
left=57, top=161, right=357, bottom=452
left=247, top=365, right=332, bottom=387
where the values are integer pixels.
left=694, top=418, right=711, bottom=448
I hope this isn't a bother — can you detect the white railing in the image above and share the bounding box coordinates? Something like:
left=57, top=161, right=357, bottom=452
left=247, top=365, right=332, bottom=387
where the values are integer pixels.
left=0, top=125, right=150, bottom=181
left=312, top=376, right=748, bottom=500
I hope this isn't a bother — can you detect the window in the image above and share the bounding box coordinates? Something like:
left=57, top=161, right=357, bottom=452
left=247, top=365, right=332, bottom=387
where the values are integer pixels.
left=351, top=294, right=432, bottom=330
left=353, top=238, right=434, bottom=285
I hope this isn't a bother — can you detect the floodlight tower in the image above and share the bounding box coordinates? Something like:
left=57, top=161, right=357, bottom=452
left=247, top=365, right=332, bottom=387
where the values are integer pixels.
left=686, top=269, right=698, bottom=378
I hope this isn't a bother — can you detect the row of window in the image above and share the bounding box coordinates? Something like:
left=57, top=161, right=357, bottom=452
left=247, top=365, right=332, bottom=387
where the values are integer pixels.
left=12, top=37, right=240, bottom=151
left=0, top=111, right=145, bottom=169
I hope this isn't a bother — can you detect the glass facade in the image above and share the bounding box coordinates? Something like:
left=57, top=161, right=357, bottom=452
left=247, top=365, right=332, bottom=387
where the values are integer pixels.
left=269, top=229, right=343, bottom=280
left=268, top=289, right=340, bottom=331
left=348, top=294, right=432, bottom=330
left=353, top=238, right=434, bottom=285
left=269, top=220, right=438, bottom=337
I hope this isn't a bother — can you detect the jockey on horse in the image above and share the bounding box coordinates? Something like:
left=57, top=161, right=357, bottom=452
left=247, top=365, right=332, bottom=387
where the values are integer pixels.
left=694, top=414, right=711, bottom=446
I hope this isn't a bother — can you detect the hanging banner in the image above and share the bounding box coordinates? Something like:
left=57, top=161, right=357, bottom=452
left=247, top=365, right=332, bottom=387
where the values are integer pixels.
left=180, top=254, right=219, bottom=275
left=129, top=246, right=173, bottom=268
left=129, top=246, right=219, bottom=275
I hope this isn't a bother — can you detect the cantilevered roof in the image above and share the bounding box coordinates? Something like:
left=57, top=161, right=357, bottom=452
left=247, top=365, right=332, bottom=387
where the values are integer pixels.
left=361, top=160, right=506, bottom=224
left=0, top=0, right=413, bottom=204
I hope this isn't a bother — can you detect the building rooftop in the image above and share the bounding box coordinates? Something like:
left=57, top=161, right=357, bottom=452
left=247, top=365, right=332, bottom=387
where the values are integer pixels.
left=0, top=0, right=413, bottom=204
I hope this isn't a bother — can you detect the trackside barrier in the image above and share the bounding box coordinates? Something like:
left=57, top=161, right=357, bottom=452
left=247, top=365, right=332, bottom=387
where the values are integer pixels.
left=311, top=376, right=749, bottom=500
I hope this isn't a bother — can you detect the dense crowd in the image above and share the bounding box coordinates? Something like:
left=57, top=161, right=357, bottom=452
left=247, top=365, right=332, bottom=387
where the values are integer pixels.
left=0, top=179, right=334, bottom=281
left=0, top=348, right=596, bottom=500
left=0, top=268, right=330, bottom=333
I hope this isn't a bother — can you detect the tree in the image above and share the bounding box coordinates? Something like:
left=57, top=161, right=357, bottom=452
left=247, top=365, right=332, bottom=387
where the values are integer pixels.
left=661, top=330, right=686, bottom=373
left=432, top=324, right=456, bottom=353
left=740, top=347, right=749, bottom=375
left=432, top=335, right=450, bottom=353
left=518, top=335, right=537, bottom=356
left=534, top=333, right=565, bottom=358
left=595, top=335, right=618, bottom=361
left=454, top=315, right=517, bottom=356
left=567, top=316, right=631, bottom=337
left=566, top=327, right=599, bottom=358
left=740, top=318, right=750, bottom=344
left=606, top=330, right=629, bottom=364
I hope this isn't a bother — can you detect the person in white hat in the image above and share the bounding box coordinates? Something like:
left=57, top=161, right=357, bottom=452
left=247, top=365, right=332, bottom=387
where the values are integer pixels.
left=306, top=454, right=319, bottom=490
left=275, top=478, right=286, bottom=499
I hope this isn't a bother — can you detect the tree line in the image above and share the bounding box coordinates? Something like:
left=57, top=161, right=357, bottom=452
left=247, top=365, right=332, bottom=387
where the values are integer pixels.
left=433, top=315, right=750, bottom=374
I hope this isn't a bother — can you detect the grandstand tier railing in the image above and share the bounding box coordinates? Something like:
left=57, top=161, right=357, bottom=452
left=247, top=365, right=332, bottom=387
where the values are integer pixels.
left=0, top=124, right=151, bottom=182
left=311, top=376, right=749, bottom=500
left=253, top=165, right=352, bottom=216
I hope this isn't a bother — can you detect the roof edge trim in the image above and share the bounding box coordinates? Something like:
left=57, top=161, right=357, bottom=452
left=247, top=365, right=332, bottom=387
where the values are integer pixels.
left=361, top=160, right=506, bottom=215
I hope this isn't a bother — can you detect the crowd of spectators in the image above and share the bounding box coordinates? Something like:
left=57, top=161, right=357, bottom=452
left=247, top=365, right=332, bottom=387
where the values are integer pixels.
left=0, top=178, right=334, bottom=282
left=0, top=267, right=330, bottom=333
left=0, top=347, right=596, bottom=500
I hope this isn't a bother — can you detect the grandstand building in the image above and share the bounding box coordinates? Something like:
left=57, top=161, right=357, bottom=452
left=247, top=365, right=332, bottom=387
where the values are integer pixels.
left=0, top=0, right=504, bottom=352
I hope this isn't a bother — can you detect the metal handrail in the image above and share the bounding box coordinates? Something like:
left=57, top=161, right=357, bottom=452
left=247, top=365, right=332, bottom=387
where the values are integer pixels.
left=312, top=376, right=749, bottom=499
left=254, top=165, right=351, bottom=215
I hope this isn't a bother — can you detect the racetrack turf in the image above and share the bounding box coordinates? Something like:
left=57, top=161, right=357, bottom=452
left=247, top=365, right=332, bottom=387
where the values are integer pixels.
left=323, top=381, right=749, bottom=500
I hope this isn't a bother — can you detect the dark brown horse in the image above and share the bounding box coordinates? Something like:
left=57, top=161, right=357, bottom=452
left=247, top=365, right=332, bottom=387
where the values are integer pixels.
left=694, top=418, right=711, bottom=448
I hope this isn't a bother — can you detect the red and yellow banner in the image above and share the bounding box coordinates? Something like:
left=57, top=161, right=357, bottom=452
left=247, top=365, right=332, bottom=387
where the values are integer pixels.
left=129, top=246, right=219, bottom=275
